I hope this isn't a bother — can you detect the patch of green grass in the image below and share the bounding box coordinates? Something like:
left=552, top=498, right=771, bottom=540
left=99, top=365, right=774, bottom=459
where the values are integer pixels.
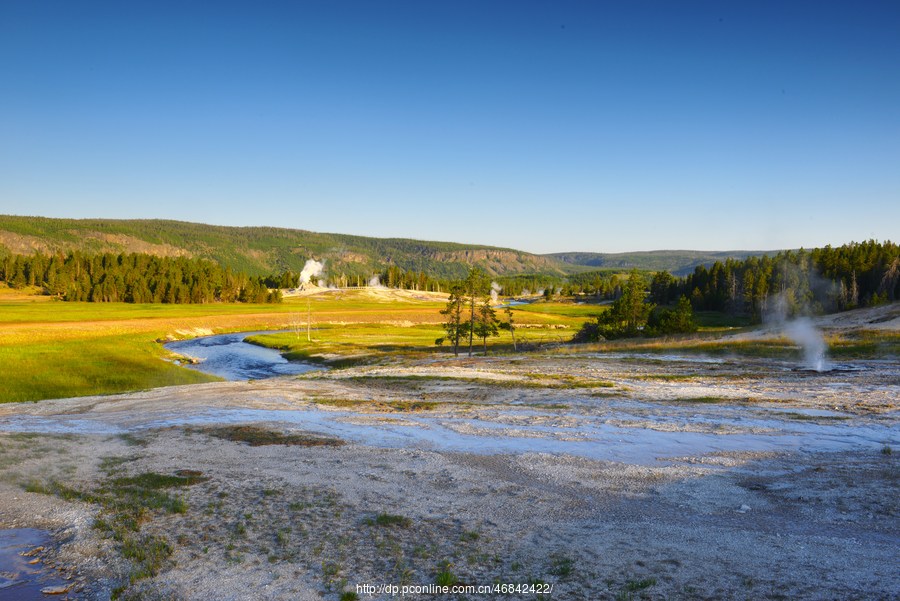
left=117, top=433, right=149, bottom=447
left=197, top=425, right=345, bottom=447
left=524, top=373, right=616, bottom=388
left=99, top=455, right=138, bottom=473
left=276, top=529, right=290, bottom=546
left=25, top=466, right=208, bottom=597
left=634, top=373, right=699, bottom=381
left=366, top=513, right=412, bottom=528
left=384, top=400, right=439, bottom=412
left=549, top=553, right=574, bottom=577
left=434, top=569, right=458, bottom=586
left=624, top=577, right=656, bottom=592
left=312, top=396, right=440, bottom=413
left=571, top=334, right=800, bottom=359
left=668, top=396, right=732, bottom=404
left=828, top=330, right=900, bottom=358
left=233, top=521, right=247, bottom=537
left=528, top=402, right=570, bottom=410
left=772, top=411, right=849, bottom=422
left=112, top=471, right=208, bottom=489
left=311, top=398, right=368, bottom=409
left=121, top=534, right=173, bottom=580
left=616, top=577, right=657, bottom=600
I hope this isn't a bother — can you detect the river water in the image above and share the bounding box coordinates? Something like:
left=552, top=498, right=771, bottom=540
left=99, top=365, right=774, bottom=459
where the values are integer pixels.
left=0, top=529, right=69, bottom=600
left=164, top=332, right=321, bottom=381
left=2, top=333, right=895, bottom=463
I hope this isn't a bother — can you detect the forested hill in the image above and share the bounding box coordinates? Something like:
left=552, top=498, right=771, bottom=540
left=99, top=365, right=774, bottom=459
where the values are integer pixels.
left=547, top=250, right=776, bottom=276
left=0, top=215, right=568, bottom=279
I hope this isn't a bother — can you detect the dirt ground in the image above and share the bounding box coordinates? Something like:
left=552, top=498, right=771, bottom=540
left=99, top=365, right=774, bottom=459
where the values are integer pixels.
left=0, top=315, right=897, bottom=600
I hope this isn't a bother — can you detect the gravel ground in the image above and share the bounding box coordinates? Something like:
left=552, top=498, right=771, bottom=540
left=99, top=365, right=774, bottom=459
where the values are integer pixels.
left=0, top=346, right=897, bottom=600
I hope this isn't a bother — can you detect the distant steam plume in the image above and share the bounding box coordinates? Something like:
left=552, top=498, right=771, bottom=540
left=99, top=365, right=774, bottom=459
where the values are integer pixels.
left=299, top=260, right=325, bottom=285
left=368, top=275, right=383, bottom=288
left=490, top=281, right=501, bottom=304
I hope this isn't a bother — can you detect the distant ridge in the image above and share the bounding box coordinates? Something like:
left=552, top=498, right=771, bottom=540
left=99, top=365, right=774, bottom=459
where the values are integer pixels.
left=546, top=250, right=776, bottom=276
left=0, top=215, right=776, bottom=279
left=0, top=215, right=568, bottom=279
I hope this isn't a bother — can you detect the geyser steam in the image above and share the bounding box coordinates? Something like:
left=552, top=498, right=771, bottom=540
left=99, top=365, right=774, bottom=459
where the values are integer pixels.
left=490, top=281, right=501, bottom=304
left=769, top=294, right=829, bottom=372
left=299, top=260, right=325, bottom=285
left=784, top=318, right=828, bottom=371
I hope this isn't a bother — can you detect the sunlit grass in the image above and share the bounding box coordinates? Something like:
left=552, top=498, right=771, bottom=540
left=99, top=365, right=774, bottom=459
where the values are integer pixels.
left=0, top=333, right=218, bottom=403
left=827, top=330, right=900, bottom=358
left=0, top=290, right=588, bottom=403
left=510, top=302, right=609, bottom=318
left=558, top=328, right=899, bottom=360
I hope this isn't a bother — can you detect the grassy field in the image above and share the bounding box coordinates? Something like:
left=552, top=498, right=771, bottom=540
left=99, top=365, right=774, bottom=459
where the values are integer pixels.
left=554, top=328, right=900, bottom=360
left=8, top=284, right=890, bottom=404
left=509, top=301, right=610, bottom=318
left=0, top=289, right=589, bottom=403
left=693, top=311, right=753, bottom=330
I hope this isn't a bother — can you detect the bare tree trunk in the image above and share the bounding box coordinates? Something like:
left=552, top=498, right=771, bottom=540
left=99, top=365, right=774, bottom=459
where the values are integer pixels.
left=468, top=296, right=475, bottom=357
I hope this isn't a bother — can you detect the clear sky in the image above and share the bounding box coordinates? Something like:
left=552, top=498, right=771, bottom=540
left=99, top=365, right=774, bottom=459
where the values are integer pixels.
left=1, top=1, right=898, bottom=254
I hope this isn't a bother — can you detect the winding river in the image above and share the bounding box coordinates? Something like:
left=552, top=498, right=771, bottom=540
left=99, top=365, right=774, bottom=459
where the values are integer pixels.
left=164, top=332, right=321, bottom=381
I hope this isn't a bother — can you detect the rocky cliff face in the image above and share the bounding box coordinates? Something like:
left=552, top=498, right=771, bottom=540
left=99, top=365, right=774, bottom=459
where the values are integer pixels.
left=429, top=249, right=564, bottom=275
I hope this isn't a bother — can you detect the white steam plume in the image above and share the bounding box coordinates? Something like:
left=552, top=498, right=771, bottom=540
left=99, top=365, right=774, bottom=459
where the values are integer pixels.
left=785, top=318, right=828, bottom=372
left=299, top=260, right=325, bottom=285
left=768, top=294, right=828, bottom=372
left=490, top=281, right=501, bottom=304
left=368, top=275, right=383, bottom=288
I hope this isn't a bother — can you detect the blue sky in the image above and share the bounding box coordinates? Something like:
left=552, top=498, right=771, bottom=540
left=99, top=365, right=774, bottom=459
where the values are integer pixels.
left=1, top=1, right=898, bottom=253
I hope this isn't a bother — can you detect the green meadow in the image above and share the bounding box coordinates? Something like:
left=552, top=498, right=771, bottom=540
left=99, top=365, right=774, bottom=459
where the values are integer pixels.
left=0, top=289, right=587, bottom=403
left=4, top=285, right=893, bottom=404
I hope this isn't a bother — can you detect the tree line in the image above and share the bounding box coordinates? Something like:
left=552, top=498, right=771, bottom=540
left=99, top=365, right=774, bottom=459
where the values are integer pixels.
left=575, top=240, right=898, bottom=342
left=652, top=240, right=899, bottom=319
left=0, top=252, right=282, bottom=303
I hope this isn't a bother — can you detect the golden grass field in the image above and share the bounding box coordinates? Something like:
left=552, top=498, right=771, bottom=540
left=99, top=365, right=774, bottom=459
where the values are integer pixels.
left=0, top=286, right=588, bottom=403
left=5, top=283, right=893, bottom=404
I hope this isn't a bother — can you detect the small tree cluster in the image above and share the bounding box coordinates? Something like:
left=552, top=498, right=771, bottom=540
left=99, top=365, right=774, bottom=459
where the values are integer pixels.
left=574, top=270, right=696, bottom=341
left=437, top=267, right=507, bottom=356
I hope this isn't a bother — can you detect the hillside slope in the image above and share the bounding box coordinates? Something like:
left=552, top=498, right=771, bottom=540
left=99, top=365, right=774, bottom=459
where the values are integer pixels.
left=0, top=215, right=569, bottom=279
left=547, top=249, right=775, bottom=276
